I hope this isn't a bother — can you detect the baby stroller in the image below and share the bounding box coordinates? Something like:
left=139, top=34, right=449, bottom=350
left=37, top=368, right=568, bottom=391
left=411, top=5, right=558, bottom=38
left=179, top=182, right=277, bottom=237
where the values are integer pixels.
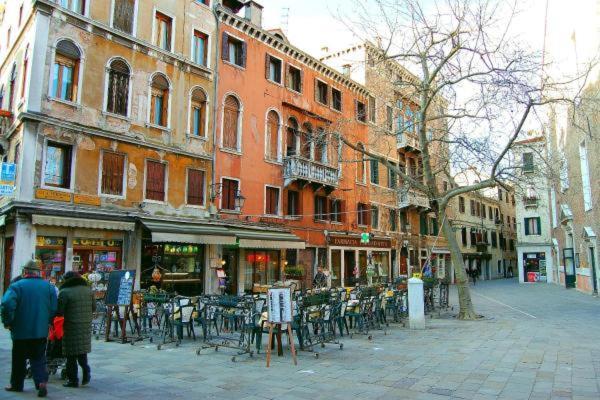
left=28, top=316, right=67, bottom=380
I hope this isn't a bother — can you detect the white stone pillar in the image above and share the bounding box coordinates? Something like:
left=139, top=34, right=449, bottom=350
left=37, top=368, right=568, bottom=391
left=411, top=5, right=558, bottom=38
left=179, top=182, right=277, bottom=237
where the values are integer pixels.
left=408, top=277, right=425, bottom=330
left=12, top=214, right=36, bottom=279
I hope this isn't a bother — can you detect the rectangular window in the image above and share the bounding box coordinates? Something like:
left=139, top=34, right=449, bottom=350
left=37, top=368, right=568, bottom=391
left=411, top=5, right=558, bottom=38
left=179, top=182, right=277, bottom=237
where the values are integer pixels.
left=221, top=178, right=239, bottom=211
left=191, top=99, right=206, bottom=137
left=579, top=141, right=593, bottom=211
left=192, top=30, right=208, bottom=66
left=286, top=65, right=302, bottom=93
left=113, top=0, right=135, bottom=34
left=498, top=188, right=503, bottom=201
left=316, top=80, right=328, bottom=105
left=370, top=159, right=379, bottom=184
left=430, top=217, right=438, bottom=236
left=286, top=190, right=300, bottom=217
left=44, top=142, right=72, bottom=189
left=524, top=217, right=541, bottom=235
left=265, top=54, right=282, bottom=84
left=470, top=229, right=476, bottom=247
left=420, top=213, right=428, bottom=235
left=470, top=199, right=475, bottom=216
left=489, top=206, right=493, bottom=220
left=368, top=95, right=376, bottom=123
left=187, top=169, right=205, bottom=206
left=145, top=160, right=166, bottom=202
left=522, top=152, right=534, bottom=173
left=357, top=203, right=369, bottom=226
left=461, top=228, right=467, bottom=246
left=459, top=196, right=465, bottom=213
left=265, top=186, right=280, bottom=215
left=56, top=0, right=85, bottom=14
left=332, top=88, right=342, bottom=111
left=51, top=54, right=78, bottom=102
left=154, top=12, right=172, bottom=51
left=389, top=209, right=397, bottom=231
left=491, top=231, right=497, bottom=248
left=222, top=33, right=246, bottom=67
left=356, top=100, right=367, bottom=123
left=150, top=87, right=167, bottom=126
left=330, top=199, right=343, bottom=223
left=314, top=195, right=328, bottom=221
left=371, top=205, right=379, bottom=229
left=101, top=151, right=125, bottom=196
left=386, top=105, right=393, bottom=131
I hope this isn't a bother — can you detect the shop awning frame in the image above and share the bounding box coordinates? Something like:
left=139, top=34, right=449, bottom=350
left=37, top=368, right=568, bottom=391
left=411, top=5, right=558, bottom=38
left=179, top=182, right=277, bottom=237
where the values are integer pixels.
left=230, top=228, right=306, bottom=249
left=32, top=214, right=135, bottom=231
left=140, top=219, right=237, bottom=245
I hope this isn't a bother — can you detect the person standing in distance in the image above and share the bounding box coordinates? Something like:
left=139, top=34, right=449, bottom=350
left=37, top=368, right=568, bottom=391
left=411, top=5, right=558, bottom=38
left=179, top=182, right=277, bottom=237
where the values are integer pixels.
left=1, top=261, right=57, bottom=398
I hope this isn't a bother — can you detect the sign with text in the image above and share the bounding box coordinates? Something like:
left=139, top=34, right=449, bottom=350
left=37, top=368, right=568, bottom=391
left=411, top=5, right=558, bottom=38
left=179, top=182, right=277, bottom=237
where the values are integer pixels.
left=328, top=235, right=391, bottom=249
left=267, top=287, right=293, bottom=323
left=35, top=188, right=72, bottom=202
left=105, top=270, right=136, bottom=306
left=0, top=163, right=16, bottom=183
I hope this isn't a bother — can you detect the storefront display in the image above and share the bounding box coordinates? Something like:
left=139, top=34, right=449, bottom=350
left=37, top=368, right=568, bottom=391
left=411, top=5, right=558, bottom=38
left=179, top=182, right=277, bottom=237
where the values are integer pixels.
left=524, top=252, right=546, bottom=282
left=243, top=250, right=281, bottom=293
left=72, top=238, right=123, bottom=294
left=141, top=241, right=204, bottom=295
left=35, top=236, right=65, bottom=281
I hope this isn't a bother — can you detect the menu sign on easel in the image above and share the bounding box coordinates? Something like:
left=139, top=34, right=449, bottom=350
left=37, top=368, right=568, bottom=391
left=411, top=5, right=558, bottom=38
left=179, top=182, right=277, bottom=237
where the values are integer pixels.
left=106, top=270, right=136, bottom=306
left=267, top=287, right=292, bottom=323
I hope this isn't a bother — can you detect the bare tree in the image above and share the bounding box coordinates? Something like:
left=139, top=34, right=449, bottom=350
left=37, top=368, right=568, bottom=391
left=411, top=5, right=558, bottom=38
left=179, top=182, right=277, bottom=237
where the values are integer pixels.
left=325, top=0, right=594, bottom=319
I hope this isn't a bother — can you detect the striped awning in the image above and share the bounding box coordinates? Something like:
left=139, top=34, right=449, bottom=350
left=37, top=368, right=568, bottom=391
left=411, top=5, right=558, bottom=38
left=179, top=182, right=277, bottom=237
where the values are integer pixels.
left=140, top=219, right=236, bottom=245
left=32, top=214, right=135, bottom=231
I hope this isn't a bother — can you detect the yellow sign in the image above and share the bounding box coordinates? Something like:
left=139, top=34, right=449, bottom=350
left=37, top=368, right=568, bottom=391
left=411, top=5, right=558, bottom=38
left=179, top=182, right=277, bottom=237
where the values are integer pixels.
left=35, top=189, right=72, bottom=202
left=74, top=194, right=101, bottom=206
left=412, top=272, right=422, bottom=279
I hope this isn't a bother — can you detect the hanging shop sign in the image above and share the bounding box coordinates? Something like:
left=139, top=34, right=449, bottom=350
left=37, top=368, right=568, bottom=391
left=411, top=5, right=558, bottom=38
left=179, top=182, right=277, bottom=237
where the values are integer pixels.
left=74, top=194, right=101, bottom=206
left=0, top=162, right=16, bottom=196
left=35, top=188, right=72, bottom=202
left=328, top=235, right=391, bottom=249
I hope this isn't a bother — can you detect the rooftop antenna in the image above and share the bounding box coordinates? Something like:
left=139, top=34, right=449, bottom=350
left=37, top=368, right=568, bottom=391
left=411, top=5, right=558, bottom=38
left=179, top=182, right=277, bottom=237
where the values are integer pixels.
left=281, top=7, right=290, bottom=35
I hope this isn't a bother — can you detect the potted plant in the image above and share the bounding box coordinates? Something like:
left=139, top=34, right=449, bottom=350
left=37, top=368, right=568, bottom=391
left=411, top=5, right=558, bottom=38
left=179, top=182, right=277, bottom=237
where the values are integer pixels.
left=284, top=265, right=304, bottom=279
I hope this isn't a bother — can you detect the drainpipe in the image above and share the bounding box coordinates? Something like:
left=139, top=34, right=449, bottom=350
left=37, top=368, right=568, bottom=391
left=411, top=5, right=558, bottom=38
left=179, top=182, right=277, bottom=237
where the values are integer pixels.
left=210, top=2, right=222, bottom=217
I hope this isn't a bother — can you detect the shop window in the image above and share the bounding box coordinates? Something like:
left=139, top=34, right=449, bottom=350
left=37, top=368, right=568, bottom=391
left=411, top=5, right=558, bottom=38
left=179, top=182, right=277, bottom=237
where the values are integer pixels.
left=357, top=202, right=370, bottom=226
left=190, top=88, right=207, bottom=137
left=314, top=195, right=328, bottom=221
left=112, top=0, right=136, bottom=34
left=222, top=32, right=246, bottom=67
left=286, top=118, right=298, bottom=156
left=221, top=178, right=239, bottom=211
left=458, top=196, right=465, bottom=213
left=370, top=159, right=379, bottom=185
left=371, top=205, right=379, bottom=229
left=355, top=100, right=367, bottom=123
left=265, top=110, right=280, bottom=161
left=222, top=95, right=241, bottom=150
left=72, top=239, right=122, bottom=278
left=43, top=141, right=72, bottom=189
left=145, top=160, right=166, bottom=202
left=245, top=250, right=281, bottom=291
left=100, top=151, right=125, bottom=196
left=265, top=54, right=282, bottom=84
left=192, top=30, right=208, bottom=66
left=149, top=73, right=170, bottom=127
left=368, top=95, right=376, bottom=123
left=265, top=186, right=280, bottom=215
left=332, top=87, right=342, bottom=111
left=286, top=190, right=300, bottom=217
left=51, top=39, right=80, bottom=102
left=286, top=65, right=302, bottom=93
left=106, top=58, right=130, bottom=116
left=315, top=80, right=328, bottom=105
left=55, top=0, right=85, bottom=14
left=330, top=198, right=344, bottom=223
left=154, top=11, right=172, bottom=51
left=187, top=169, right=205, bottom=206
left=356, top=143, right=366, bottom=183
left=20, top=46, right=29, bottom=99
left=35, top=236, right=65, bottom=282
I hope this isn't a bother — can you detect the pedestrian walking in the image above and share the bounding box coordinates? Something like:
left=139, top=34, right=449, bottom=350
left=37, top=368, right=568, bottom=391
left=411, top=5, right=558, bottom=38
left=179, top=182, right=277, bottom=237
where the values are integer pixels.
left=470, top=263, right=478, bottom=285
left=57, top=271, right=95, bottom=388
left=313, top=265, right=328, bottom=289
left=1, top=261, right=57, bottom=398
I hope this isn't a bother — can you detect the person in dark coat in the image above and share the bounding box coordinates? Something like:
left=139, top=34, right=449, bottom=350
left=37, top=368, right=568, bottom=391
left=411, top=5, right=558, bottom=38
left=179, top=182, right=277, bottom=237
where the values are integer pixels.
left=57, top=271, right=95, bottom=388
left=1, top=261, right=57, bottom=398
left=313, top=265, right=328, bottom=289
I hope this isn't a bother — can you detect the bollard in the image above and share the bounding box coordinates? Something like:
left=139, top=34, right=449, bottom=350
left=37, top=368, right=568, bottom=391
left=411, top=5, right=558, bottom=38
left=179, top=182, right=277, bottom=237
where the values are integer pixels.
left=408, top=277, right=425, bottom=330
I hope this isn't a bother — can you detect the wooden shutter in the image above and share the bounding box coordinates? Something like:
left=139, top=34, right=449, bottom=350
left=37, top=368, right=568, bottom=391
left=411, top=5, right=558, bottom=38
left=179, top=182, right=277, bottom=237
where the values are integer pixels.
left=266, top=187, right=273, bottom=214
left=62, top=145, right=72, bottom=189
left=267, top=111, right=279, bottom=160
left=536, top=218, right=541, bottom=235
left=299, top=69, right=304, bottom=93
left=240, top=41, right=247, bottom=68
left=223, top=96, right=239, bottom=149
left=187, top=169, right=205, bottom=206
left=221, top=32, right=229, bottom=61
left=102, top=151, right=124, bottom=195
left=113, top=0, right=135, bottom=33
left=146, top=161, right=165, bottom=201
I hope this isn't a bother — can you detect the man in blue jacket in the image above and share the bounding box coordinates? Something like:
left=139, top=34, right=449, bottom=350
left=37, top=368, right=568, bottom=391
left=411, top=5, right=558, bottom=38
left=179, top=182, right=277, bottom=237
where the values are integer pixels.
left=1, top=261, right=57, bottom=398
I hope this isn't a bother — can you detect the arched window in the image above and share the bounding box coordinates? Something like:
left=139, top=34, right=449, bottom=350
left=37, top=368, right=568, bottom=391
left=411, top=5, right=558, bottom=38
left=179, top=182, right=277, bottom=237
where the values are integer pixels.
left=314, top=127, right=327, bottom=164
left=286, top=118, right=298, bottom=156
left=265, top=110, right=280, bottom=161
left=106, top=58, right=130, bottom=116
left=20, top=45, right=29, bottom=99
left=51, top=39, right=81, bottom=102
left=357, top=143, right=366, bottom=183
left=190, top=88, right=207, bottom=137
left=149, top=73, right=169, bottom=127
left=8, top=63, right=16, bottom=111
left=223, top=95, right=240, bottom=150
left=301, top=122, right=312, bottom=159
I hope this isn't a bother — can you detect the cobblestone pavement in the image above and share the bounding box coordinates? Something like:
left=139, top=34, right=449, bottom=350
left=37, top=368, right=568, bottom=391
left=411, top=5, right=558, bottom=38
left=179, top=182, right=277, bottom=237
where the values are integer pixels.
left=1, top=279, right=600, bottom=399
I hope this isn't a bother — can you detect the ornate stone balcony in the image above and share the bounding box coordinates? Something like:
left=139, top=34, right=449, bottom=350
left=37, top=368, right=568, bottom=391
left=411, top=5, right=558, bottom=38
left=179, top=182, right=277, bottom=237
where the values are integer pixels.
left=283, top=155, right=339, bottom=190
left=397, top=132, right=421, bottom=152
left=398, top=189, right=430, bottom=210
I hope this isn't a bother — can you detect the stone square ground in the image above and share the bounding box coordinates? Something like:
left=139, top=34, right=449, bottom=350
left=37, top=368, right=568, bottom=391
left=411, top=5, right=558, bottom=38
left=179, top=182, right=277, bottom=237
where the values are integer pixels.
left=1, top=279, right=599, bottom=399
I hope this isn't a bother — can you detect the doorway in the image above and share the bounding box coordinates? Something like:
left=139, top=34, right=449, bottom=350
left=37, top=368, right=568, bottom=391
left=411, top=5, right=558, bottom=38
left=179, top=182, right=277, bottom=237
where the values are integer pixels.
left=344, top=250, right=356, bottom=286
left=222, top=248, right=238, bottom=295
left=590, top=247, right=597, bottom=294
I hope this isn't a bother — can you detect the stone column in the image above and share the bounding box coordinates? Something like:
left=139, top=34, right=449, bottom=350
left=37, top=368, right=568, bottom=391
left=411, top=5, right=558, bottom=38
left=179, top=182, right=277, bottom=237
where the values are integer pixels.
left=408, top=277, right=425, bottom=330
left=12, top=214, right=36, bottom=279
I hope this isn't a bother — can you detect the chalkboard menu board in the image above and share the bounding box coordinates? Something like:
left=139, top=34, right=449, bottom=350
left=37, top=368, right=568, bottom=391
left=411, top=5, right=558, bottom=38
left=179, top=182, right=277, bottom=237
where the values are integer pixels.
left=105, top=270, right=136, bottom=306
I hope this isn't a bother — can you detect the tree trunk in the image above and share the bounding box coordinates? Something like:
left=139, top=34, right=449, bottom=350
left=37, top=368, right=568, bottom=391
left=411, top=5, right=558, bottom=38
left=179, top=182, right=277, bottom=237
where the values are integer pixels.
left=439, top=206, right=480, bottom=320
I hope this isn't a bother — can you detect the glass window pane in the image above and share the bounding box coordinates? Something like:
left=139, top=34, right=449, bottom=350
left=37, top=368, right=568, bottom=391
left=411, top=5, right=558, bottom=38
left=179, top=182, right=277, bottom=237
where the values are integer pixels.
left=154, top=96, right=163, bottom=125
left=51, top=63, right=60, bottom=97
left=44, top=146, right=65, bottom=186
left=193, top=107, right=200, bottom=135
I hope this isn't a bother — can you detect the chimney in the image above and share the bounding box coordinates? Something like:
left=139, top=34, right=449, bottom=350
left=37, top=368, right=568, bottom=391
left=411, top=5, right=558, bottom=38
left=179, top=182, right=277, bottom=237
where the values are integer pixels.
left=342, top=64, right=352, bottom=76
left=244, top=1, right=263, bottom=27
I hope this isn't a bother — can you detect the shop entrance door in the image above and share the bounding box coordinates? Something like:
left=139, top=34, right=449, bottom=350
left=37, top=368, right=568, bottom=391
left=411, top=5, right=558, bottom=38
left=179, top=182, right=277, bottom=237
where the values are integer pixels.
left=344, top=250, right=356, bottom=286
left=590, top=247, right=597, bottom=294
left=3, top=237, right=13, bottom=294
left=563, top=248, right=576, bottom=288
left=222, top=248, right=238, bottom=295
